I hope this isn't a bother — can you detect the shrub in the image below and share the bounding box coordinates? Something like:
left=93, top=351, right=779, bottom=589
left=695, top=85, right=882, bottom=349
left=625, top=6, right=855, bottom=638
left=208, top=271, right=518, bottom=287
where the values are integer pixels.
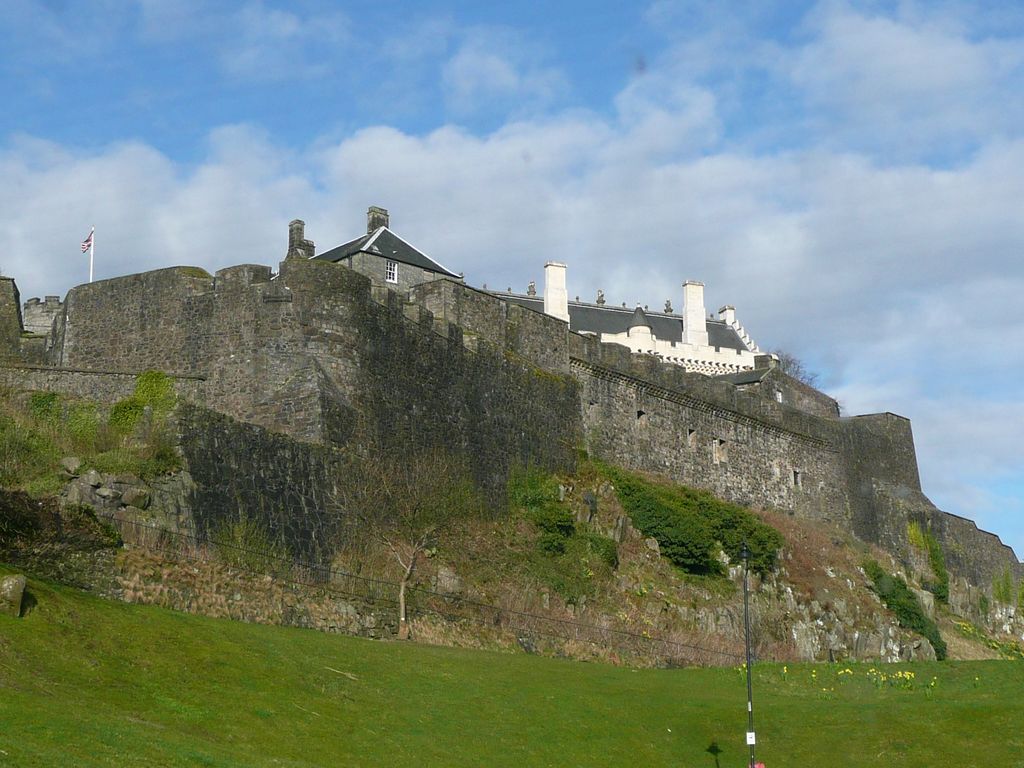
left=537, top=531, right=567, bottom=555
left=912, top=525, right=950, bottom=604
left=603, top=465, right=782, bottom=576
left=133, top=370, right=176, bottom=413
left=211, top=516, right=291, bottom=577
left=109, top=398, right=145, bottom=435
left=576, top=531, right=619, bottom=569
left=864, top=559, right=947, bottom=660
left=529, top=504, right=575, bottom=538
left=508, top=465, right=561, bottom=511
left=993, top=566, right=1016, bottom=606
left=67, top=403, right=100, bottom=449
left=28, top=392, right=61, bottom=425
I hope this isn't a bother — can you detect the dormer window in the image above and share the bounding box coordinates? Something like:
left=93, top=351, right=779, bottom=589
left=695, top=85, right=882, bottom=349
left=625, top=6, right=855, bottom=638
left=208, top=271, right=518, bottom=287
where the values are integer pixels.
left=385, top=260, right=399, bottom=284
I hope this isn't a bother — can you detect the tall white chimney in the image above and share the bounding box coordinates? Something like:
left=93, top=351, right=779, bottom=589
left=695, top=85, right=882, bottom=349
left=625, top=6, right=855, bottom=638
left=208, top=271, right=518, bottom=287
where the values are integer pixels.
left=682, top=280, right=708, bottom=346
left=544, top=262, right=569, bottom=322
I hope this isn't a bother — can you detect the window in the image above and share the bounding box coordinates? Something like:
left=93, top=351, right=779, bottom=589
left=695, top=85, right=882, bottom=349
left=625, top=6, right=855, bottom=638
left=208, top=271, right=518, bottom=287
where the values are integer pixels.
left=792, top=469, right=802, bottom=488
left=385, top=260, right=399, bottom=284
left=687, top=428, right=697, bottom=449
left=714, top=438, right=727, bottom=464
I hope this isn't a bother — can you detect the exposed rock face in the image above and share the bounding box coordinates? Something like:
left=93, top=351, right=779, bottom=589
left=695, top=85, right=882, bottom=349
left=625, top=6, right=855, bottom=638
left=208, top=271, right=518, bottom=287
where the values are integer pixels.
left=0, top=574, right=27, bottom=617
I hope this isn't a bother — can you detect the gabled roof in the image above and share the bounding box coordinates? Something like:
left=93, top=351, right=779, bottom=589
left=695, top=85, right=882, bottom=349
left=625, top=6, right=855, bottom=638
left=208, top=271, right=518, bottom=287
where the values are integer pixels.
left=313, top=227, right=460, bottom=278
left=500, top=294, right=751, bottom=352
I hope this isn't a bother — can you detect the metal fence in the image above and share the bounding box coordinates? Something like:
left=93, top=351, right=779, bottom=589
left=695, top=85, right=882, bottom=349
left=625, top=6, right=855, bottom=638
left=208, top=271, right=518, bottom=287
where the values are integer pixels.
left=106, top=514, right=744, bottom=666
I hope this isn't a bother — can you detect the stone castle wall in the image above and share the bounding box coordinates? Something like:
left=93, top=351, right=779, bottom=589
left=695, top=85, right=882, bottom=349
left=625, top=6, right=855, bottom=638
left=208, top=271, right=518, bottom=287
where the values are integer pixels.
left=1, top=258, right=1019, bottom=587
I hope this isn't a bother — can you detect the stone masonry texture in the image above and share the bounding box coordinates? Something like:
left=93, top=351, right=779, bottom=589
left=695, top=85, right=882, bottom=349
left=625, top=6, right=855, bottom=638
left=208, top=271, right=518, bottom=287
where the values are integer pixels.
left=0, top=256, right=1019, bottom=588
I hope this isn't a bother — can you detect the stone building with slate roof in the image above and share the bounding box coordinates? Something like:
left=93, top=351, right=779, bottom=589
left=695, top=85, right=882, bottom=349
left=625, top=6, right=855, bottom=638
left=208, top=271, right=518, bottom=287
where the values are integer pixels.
left=308, top=206, right=460, bottom=294
left=496, top=263, right=761, bottom=376
left=284, top=206, right=762, bottom=376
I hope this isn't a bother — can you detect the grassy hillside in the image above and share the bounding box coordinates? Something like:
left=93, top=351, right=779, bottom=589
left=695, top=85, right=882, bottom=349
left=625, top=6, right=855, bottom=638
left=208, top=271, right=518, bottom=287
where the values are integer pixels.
left=1, top=566, right=1021, bottom=767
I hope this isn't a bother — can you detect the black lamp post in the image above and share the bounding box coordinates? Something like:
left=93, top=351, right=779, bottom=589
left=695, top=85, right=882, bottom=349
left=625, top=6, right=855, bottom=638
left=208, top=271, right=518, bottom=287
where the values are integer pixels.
left=741, top=540, right=756, bottom=768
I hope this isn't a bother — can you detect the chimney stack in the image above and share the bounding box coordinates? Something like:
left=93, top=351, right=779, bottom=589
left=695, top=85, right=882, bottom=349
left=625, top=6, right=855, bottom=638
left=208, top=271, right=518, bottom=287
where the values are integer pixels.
left=367, top=205, right=389, bottom=233
left=287, top=219, right=315, bottom=259
left=682, top=281, right=708, bottom=346
left=718, top=305, right=736, bottom=325
left=543, top=262, right=569, bottom=322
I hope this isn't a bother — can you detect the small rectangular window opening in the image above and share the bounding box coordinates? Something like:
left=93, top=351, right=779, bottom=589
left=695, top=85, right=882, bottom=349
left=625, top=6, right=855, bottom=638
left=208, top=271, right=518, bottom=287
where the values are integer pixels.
left=687, top=428, right=697, bottom=449
left=714, top=438, right=727, bottom=463
left=792, top=469, right=802, bottom=488
left=385, top=260, right=399, bottom=284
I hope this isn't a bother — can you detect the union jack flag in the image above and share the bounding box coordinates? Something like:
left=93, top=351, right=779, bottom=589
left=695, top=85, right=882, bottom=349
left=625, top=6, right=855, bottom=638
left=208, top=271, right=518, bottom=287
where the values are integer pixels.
left=81, top=229, right=93, bottom=253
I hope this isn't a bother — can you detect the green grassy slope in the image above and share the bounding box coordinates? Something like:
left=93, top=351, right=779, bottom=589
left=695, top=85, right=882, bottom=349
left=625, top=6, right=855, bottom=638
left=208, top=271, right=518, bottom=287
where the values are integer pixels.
left=0, top=566, right=1021, bottom=767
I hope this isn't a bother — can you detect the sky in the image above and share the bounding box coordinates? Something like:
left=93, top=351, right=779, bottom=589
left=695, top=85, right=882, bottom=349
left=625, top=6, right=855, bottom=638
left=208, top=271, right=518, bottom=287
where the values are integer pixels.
left=1, top=0, right=1022, bottom=557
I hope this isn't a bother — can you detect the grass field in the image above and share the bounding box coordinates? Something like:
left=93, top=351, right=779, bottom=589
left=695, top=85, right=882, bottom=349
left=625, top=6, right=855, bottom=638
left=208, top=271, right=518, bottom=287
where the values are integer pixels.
left=1, top=565, right=1021, bottom=767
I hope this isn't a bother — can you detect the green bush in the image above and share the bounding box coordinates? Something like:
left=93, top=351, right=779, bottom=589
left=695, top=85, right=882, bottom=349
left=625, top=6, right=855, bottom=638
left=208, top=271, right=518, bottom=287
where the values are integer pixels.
left=29, top=392, right=61, bottom=425
left=508, top=465, right=561, bottom=511
left=211, top=516, right=291, bottom=576
left=529, top=504, right=575, bottom=538
left=993, top=566, right=1016, bottom=606
left=109, top=398, right=145, bottom=435
left=864, top=559, right=947, bottom=660
left=603, top=465, right=782, bottom=576
left=0, top=413, right=61, bottom=491
left=537, top=531, right=567, bottom=555
left=576, top=532, right=619, bottom=569
left=67, top=403, right=100, bottom=449
left=907, top=520, right=949, bottom=603
left=133, top=370, right=176, bottom=413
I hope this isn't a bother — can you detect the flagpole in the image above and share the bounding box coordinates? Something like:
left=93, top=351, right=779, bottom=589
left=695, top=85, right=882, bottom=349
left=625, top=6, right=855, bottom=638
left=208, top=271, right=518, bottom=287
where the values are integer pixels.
left=89, top=226, right=94, bottom=283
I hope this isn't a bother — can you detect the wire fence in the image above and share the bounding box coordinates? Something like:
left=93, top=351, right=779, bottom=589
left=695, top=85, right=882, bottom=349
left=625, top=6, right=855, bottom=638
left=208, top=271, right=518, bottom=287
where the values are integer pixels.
left=105, top=514, right=745, bottom=666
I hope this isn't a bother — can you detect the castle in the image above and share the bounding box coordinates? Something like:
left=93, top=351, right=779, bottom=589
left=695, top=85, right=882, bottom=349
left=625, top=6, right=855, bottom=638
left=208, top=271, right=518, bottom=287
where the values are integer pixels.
left=0, top=206, right=1019, bottom=600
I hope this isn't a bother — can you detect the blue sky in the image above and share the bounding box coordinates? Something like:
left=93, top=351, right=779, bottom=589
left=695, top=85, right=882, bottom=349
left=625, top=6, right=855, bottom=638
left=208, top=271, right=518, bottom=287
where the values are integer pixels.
left=2, top=0, right=1023, bottom=557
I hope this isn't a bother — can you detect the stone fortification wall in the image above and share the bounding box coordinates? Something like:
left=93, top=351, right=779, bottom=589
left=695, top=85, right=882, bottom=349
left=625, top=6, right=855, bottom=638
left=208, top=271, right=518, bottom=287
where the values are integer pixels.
left=278, top=259, right=580, bottom=495
left=0, top=364, right=205, bottom=403
left=177, top=403, right=343, bottom=561
left=5, top=255, right=1018, bottom=591
left=410, top=279, right=571, bottom=373
left=22, top=295, right=62, bottom=336
left=572, top=357, right=850, bottom=524
left=0, top=278, right=24, bottom=358
left=37, top=259, right=580, bottom=520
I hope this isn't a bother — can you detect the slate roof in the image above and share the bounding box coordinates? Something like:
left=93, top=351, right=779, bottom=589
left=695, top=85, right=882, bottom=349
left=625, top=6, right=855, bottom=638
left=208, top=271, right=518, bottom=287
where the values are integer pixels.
left=500, top=294, right=751, bottom=352
left=718, top=368, right=771, bottom=385
left=314, top=227, right=460, bottom=278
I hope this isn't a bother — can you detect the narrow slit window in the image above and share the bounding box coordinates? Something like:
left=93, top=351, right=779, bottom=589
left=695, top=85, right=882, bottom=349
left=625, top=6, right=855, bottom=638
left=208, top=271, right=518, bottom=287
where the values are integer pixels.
left=385, top=260, right=399, bottom=284
left=687, top=428, right=697, bottom=449
left=792, top=469, right=802, bottom=488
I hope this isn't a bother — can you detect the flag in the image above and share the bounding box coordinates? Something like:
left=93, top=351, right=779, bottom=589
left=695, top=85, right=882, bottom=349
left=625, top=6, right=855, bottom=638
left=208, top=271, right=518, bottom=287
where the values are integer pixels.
left=81, top=229, right=93, bottom=253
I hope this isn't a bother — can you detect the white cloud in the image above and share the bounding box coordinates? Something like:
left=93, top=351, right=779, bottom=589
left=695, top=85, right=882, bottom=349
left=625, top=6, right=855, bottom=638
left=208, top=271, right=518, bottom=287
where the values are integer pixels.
left=219, top=3, right=350, bottom=81
left=2, top=0, right=1022, bottom=557
left=788, top=3, right=1024, bottom=151
left=441, top=29, right=567, bottom=118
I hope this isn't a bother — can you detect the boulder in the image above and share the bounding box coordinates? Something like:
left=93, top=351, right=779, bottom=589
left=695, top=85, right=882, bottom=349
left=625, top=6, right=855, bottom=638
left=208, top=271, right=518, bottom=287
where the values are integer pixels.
left=121, top=487, right=151, bottom=509
left=82, top=469, right=103, bottom=488
left=435, top=565, right=464, bottom=596
left=0, top=574, right=27, bottom=617
left=911, top=587, right=935, bottom=619
left=60, top=456, right=82, bottom=475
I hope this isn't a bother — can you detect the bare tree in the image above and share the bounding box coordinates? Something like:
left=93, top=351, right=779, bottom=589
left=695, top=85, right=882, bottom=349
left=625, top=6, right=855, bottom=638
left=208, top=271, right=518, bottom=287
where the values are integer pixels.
left=770, top=349, right=819, bottom=388
left=336, top=447, right=482, bottom=639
